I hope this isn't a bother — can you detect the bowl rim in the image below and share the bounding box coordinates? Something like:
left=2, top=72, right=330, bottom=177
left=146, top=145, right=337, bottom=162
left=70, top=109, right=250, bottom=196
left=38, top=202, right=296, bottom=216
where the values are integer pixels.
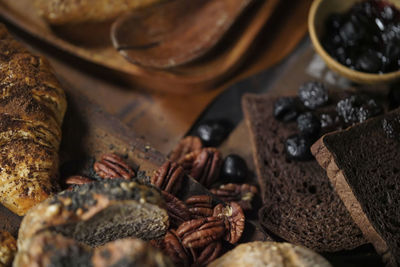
left=308, top=0, right=400, bottom=82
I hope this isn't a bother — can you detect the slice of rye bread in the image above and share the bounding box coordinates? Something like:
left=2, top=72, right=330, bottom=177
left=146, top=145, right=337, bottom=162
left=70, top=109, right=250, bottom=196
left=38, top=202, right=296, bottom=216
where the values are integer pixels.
left=242, top=93, right=367, bottom=252
left=312, top=108, right=400, bottom=266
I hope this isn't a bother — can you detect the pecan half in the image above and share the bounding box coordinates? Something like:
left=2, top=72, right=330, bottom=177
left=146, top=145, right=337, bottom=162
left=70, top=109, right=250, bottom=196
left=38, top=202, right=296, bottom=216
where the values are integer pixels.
left=213, top=202, right=245, bottom=244
left=176, top=217, right=225, bottom=249
left=185, top=195, right=213, bottom=218
left=93, top=153, right=135, bottom=180
left=194, top=241, right=222, bottom=267
left=151, top=161, right=184, bottom=195
left=179, top=148, right=222, bottom=188
left=169, top=136, right=202, bottom=163
left=210, top=183, right=258, bottom=211
left=164, top=230, right=191, bottom=267
left=161, top=191, right=191, bottom=227
left=65, top=175, right=93, bottom=185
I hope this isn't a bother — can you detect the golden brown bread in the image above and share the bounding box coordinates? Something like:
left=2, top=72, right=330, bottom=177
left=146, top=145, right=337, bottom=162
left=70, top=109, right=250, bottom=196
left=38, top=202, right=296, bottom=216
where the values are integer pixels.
left=0, top=24, right=67, bottom=216
left=207, top=241, right=332, bottom=267
left=0, top=230, right=17, bottom=267
left=34, top=0, right=167, bottom=25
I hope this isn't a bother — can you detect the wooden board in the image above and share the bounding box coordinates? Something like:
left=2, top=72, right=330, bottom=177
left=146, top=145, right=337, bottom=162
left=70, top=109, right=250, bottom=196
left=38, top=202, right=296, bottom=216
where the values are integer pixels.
left=0, top=0, right=283, bottom=92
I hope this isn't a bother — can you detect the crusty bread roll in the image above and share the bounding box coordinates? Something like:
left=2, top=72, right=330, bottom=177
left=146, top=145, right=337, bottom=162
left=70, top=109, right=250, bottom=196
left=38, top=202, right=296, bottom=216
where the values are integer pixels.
left=0, top=24, right=67, bottom=216
left=208, top=241, right=332, bottom=267
left=34, top=0, right=166, bottom=25
left=17, top=179, right=169, bottom=253
left=0, top=230, right=17, bottom=267
left=14, top=231, right=174, bottom=267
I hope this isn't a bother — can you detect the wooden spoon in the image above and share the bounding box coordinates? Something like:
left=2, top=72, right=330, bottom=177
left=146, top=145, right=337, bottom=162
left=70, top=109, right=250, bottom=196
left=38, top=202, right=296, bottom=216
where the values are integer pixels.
left=111, top=0, right=253, bottom=69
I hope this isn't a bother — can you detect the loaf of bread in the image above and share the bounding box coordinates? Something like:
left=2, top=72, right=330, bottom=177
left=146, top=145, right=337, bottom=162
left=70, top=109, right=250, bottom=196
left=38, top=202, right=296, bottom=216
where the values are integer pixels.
left=17, top=179, right=169, bottom=253
left=14, top=231, right=174, bottom=267
left=34, top=0, right=166, bottom=25
left=208, top=241, right=332, bottom=267
left=0, top=24, right=67, bottom=216
left=0, top=230, right=17, bottom=267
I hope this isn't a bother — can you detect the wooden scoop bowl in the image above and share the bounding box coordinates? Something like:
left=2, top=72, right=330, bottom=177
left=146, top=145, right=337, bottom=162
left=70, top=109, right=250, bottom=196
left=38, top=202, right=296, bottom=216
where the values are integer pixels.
left=111, top=0, right=253, bottom=69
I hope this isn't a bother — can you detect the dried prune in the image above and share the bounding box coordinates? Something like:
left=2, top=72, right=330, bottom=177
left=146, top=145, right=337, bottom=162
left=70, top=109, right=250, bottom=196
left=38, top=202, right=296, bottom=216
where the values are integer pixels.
left=322, top=0, right=400, bottom=73
left=355, top=50, right=382, bottom=73
left=273, top=97, right=299, bottom=121
left=220, top=154, right=248, bottom=183
left=285, top=134, right=314, bottom=161
left=382, top=116, right=400, bottom=140
left=195, top=120, right=233, bottom=147
left=298, top=82, right=328, bottom=109
left=297, top=112, right=321, bottom=137
left=336, top=95, right=382, bottom=124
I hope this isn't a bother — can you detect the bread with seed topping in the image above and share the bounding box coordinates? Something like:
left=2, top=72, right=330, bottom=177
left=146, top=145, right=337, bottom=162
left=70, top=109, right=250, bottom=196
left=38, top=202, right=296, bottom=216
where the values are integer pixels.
left=17, top=179, right=169, bottom=253
left=0, top=24, right=67, bottom=216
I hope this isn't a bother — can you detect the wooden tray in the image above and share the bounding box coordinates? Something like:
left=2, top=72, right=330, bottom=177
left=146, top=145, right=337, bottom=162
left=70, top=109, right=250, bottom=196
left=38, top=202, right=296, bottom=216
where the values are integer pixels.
left=0, top=0, right=281, bottom=93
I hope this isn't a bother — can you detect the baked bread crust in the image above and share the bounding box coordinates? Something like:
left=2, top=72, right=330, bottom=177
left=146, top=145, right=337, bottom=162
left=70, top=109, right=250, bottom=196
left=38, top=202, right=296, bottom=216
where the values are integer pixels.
left=14, top=231, right=174, bottom=267
left=17, top=179, right=169, bottom=252
left=207, top=241, right=332, bottom=267
left=34, top=0, right=166, bottom=25
left=311, top=109, right=400, bottom=266
left=0, top=230, right=17, bottom=267
left=0, top=24, right=67, bottom=216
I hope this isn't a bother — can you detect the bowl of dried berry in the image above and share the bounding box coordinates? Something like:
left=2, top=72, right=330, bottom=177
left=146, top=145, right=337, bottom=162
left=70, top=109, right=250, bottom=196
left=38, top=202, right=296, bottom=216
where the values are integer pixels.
left=309, top=0, right=400, bottom=84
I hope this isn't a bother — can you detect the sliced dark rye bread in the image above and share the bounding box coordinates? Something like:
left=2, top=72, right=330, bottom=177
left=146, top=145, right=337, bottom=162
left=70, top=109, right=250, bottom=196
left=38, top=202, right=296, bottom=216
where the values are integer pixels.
left=242, top=93, right=367, bottom=252
left=312, top=108, right=400, bottom=266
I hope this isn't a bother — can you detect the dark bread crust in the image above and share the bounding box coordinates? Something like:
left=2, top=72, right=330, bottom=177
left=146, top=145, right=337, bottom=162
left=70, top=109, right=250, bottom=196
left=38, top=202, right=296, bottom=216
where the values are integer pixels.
left=242, top=93, right=366, bottom=252
left=312, top=109, right=400, bottom=266
left=17, top=179, right=169, bottom=252
left=14, top=231, right=174, bottom=267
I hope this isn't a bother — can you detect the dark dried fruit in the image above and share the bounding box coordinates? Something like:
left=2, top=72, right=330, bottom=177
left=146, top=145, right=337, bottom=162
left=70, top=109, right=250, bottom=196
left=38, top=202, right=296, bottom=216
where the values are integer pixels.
left=285, top=134, right=314, bottom=161
left=355, top=49, right=382, bottom=73
left=336, top=95, right=383, bottom=124
left=220, top=154, right=248, bottom=184
left=273, top=97, right=298, bottom=121
left=322, top=0, right=400, bottom=73
left=297, top=112, right=321, bottom=137
left=169, top=136, right=203, bottom=163
left=298, top=82, right=328, bottom=109
left=195, top=120, right=233, bottom=147
left=382, top=116, right=400, bottom=140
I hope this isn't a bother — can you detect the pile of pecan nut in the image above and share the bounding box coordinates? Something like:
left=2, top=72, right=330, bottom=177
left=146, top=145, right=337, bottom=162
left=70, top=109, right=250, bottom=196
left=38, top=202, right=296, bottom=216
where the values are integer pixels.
left=64, top=136, right=258, bottom=266
left=147, top=136, right=258, bottom=266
